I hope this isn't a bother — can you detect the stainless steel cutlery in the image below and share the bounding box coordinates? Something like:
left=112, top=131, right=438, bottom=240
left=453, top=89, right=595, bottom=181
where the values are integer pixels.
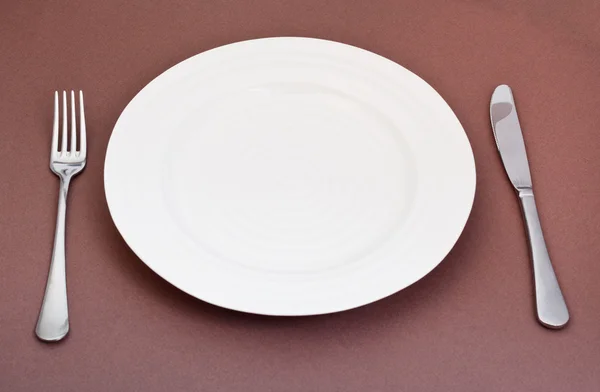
left=490, top=84, right=569, bottom=329
left=36, top=91, right=87, bottom=342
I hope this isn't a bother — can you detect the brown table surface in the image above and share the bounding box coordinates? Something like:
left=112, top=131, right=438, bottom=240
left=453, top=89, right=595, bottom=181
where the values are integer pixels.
left=2, top=1, right=600, bottom=391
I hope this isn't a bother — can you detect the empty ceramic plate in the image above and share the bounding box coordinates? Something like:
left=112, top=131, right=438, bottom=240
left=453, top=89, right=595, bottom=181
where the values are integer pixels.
left=104, top=37, right=476, bottom=315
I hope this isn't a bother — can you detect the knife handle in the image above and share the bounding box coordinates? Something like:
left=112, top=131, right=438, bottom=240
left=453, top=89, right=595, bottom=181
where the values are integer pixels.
left=518, top=188, right=569, bottom=329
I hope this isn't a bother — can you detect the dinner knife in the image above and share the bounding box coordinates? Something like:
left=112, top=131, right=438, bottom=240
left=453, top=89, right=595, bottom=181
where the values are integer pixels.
left=490, top=84, right=569, bottom=329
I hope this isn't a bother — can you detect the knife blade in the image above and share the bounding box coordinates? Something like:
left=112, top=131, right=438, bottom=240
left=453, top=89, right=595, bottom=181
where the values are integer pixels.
left=490, top=84, right=569, bottom=329
left=490, top=85, right=532, bottom=190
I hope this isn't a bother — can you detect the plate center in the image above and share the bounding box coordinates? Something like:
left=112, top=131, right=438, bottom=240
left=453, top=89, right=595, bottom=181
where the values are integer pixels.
left=164, top=84, right=416, bottom=273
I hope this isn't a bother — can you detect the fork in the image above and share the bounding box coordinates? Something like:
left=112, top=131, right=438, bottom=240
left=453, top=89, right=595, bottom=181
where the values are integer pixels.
left=35, top=91, right=86, bottom=342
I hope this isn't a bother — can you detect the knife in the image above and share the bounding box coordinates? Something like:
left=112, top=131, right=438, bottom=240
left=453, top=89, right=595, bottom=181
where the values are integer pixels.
left=490, top=84, right=569, bottom=329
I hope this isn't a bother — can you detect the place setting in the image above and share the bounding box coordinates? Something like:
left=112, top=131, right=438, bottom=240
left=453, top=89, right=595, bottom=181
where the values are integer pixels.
left=34, top=37, right=569, bottom=342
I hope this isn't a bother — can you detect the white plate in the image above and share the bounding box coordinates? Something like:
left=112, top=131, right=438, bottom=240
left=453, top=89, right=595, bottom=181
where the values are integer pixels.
left=105, top=37, right=476, bottom=315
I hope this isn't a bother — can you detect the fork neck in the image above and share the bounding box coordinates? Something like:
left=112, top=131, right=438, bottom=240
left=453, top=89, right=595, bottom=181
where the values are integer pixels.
left=52, top=163, right=82, bottom=182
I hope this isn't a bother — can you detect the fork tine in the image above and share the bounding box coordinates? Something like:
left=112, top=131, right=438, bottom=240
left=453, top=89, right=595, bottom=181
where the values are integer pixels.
left=70, top=91, right=76, bottom=153
left=52, top=91, right=58, bottom=154
left=61, top=91, right=67, bottom=154
left=79, top=91, right=86, bottom=156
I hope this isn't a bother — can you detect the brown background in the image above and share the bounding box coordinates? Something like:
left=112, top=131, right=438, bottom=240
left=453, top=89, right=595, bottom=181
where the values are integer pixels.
left=1, top=0, right=600, bottom=391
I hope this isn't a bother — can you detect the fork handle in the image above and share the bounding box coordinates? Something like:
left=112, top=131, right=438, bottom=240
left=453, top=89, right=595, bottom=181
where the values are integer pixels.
left=36, top=177, right=71, bottom=341
left=518, top=188, right=569, bottom=329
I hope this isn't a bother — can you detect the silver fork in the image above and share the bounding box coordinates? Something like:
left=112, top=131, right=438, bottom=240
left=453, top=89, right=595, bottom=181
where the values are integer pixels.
left=36, top=91, right=86, bottom=342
